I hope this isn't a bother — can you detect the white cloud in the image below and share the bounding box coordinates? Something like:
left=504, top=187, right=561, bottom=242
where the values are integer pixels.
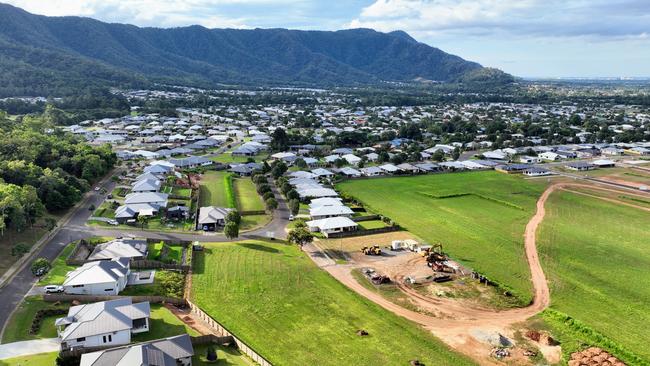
left=348, top=0, right=650, bottom=40
left=2, top=0, right=268, bottom=28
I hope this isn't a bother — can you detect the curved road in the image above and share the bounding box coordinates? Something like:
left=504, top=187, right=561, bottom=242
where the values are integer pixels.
left=306, top=182, right=650, bottom=365
left=0, top=174, right=288, bottom=340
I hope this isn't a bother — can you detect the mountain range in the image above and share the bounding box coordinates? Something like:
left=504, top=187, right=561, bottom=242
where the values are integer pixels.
left=0, top=3, right=513, bottom=96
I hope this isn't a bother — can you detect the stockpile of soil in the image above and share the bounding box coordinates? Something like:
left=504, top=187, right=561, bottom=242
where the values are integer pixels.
left=568, top=347, right=625, bottom=366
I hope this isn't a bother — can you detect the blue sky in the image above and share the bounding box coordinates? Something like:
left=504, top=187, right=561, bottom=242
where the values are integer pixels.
left=5, top=0, right=650, bottom=77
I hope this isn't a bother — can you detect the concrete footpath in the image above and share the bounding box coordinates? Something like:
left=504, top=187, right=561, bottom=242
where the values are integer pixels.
left=0, top=338, right=59, bottom=360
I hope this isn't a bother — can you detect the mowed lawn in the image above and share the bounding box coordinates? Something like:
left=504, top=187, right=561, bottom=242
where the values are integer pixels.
left=338, top=171, right=547, bottom=304
left=199, top=171, right=235, bottom=208
left=0, top=352, right=58, bottom=365
left=191, top=241, right=474, bottom=366
left=538, top=191, right=650, bottom=361
left=233, top=177, right=265, bottom=211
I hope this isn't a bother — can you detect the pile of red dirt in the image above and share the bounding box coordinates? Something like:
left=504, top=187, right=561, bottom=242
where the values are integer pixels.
left=568, top=347, right=625, bottom=366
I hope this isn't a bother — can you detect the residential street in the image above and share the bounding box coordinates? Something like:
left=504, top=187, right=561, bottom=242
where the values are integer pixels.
left=0, top=171, right=289, bottom=341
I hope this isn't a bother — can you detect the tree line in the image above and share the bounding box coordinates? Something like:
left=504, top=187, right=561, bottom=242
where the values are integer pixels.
left=0, top=110, right=117, bottom=234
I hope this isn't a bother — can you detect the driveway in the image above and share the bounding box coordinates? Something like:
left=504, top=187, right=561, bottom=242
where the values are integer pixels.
left=0, top=338, right=59, bottom=359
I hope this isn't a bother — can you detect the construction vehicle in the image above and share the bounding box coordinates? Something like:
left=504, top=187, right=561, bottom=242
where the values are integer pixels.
left=361, top=245, right=382, bottom=256
left=371, top=275, right=391, bottom=285
left=425, top=244, right=456, bottom=273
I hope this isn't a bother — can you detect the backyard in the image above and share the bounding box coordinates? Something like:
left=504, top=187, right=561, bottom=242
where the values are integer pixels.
left=536, top=190, right=650, bottom=363
left=338, top=171, right=547, bottom=305
left=191, top=240, right=474, bottom=366
left=233, top=177, right=265, bottom=212
left=199, top=171, right=236, bottom=208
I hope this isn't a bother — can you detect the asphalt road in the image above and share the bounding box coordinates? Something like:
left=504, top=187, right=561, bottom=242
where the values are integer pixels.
left=0, top=173, right=288, bottom=340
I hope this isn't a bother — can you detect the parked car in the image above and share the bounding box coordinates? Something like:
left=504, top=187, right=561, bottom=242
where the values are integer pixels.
left=44, top=285, right=64, bottom=293
left=108, top=219, right=119, bottom=226
left=288, top=215, right=295, bottom=221
left=94, top=186, right=100, bottom=191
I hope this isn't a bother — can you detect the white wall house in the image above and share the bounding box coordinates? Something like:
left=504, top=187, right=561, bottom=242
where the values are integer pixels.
left=56, top=298, right=150, bottom=350
left=63, top=257, right=130, bottom=295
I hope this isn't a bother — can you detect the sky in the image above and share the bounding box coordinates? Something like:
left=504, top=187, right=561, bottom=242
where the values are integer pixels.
left=4, top=0, right=650, bottom=78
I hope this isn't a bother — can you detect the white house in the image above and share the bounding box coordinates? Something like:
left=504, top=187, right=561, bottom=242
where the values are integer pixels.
left=539, top=152, right=561, bottom=161
left=80, top=334, right=194, bottom=366
left=131, top=178, right=161, bottom=193
left=56, top=298, right=150, bottom=350
left=309, top=205, right=354, bottom=220
left=306, top=217, right=359, bottom=237
left=341, top=154, right=362, bottom=166
left=87, top=239, right=148, bottom=261
left=63, top=257, right=130, bottom=295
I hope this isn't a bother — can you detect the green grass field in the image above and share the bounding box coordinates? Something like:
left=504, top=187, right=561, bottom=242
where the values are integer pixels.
left=192, top=344, right=252, bottom=366
left=199, top=171, right=236, bottom=208
left=537, top=191, right=650, bottom=363
left=0, top=352, right=58, bottom=365
left=338, top=171, right=547, bottom=304
left=147, top=242, right=184, bottom=263
left=233, top=178, right=265, bottom=212
left=357, top=219, right=387, bottom=230
left=131, top=304, right=199, bottom=342
left=2, top=296, right=68, bottom=343
left=37, top=243, right=76, bottom=286
left=191, top=240, right=474, bottom=366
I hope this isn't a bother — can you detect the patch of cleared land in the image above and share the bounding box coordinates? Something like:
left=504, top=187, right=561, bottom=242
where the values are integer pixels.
left=199, top=171, right=235, bottom=208
left=191, top=240, right=474, bottom=366
left=318, top=231, right=421, bottom=260
left=537, top=190, right=650, bottom=363
left=0, top=215, right=59, bottom=278
left=338, top=171, right=547, bottom=304
left=233, top=177, right=265, bottom=212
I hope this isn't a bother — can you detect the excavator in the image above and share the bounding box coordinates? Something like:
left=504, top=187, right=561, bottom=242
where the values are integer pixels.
left=425, top=244, right=455, bottom=273
left=361, top=245, right=382, bottom=256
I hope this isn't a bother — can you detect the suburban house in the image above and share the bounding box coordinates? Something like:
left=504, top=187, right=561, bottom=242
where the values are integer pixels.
left=566, top=161, right=596, bottom=171
left=87, top=239, right=148, bottom=261
left=131, top=178, right=162, bottom=193
left=297, top=187, right=339, bottom=200
left=197, top=206, right=232, bottom=231
left=56, top=298, right=150, bottom=350
left=593, top=159, right=616, bottom=168
left=79, top=334, right=194, bottom=366
left=339, top=167, right=361, bottom=178
left=309, top=205, right=354, bottom=220
left=523, top=166, right=552, bottom=177
left=539, top=152, right=561, bottom=161
left=519, top=156, right=542, bottom=164
left=63, top=257, right=130, bottom=295
left=306, top=217, right=359, bottom=237
left=230, top=162, right=262, bottom=176
left=360, top=166, right=383, bottom=177
left=308, top=197, right=344, bottom=209
left=124, top=192, right=169, bottom=209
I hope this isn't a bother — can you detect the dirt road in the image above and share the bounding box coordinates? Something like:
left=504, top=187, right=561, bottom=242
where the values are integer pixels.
left=307, top=182, right=650, bottom=365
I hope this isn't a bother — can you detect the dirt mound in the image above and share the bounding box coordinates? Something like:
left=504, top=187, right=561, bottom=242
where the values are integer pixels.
left=568, top=347, right=625, bottom=366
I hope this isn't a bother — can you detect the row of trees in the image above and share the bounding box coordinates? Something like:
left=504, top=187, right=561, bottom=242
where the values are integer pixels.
left=0, top=110, right=117, bottom=235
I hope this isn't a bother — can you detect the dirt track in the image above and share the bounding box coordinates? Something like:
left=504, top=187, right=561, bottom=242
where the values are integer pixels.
left=307, top=182, right=650, bottom=365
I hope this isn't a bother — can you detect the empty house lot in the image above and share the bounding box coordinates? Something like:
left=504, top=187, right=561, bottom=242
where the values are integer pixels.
left=190, top=240, right=474, bottom=366
left=338, top=171, right=548, bottom=305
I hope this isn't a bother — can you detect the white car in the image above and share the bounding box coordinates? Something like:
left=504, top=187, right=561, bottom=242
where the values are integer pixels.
left=288, top=215, right=295, bottom=221
left=94, top=186, right=101, bottom=191
left=44, top=285, right=64, bottom=293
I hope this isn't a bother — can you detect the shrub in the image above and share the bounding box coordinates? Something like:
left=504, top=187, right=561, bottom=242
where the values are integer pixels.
left=31, top=257, right=50, bottom=276
left=206, top=346, right=217, bottom=361
left=11, top=243, right=30, bottom=257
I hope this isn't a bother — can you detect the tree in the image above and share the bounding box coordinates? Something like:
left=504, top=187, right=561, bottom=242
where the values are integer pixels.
left=136, top=214, right=150, bottom=229
left=265, top=197, right=278, bottom=210
left=432, top=150, right=445, bottom=162
left=31, top=257, right=50, bottom=276
left=289, top=199, right=300, bottom=216
left=263, top=191, right=275, bottom=201
left=286, top=189, right=299, bottom=201
left=295, top=158, right=307, bottom=169
left=11, top=243, right=29, bottom=257
left=271, top=128, right=289, bottom=151
left=224, top=221, right=239, bottom=239
left=226, top=210, right=241, bottom=225
left=271, top=162, right=287, bottom=179
left=287, top=227, right=314, bottom=249
left=452, top=147, right=461, bottom=160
